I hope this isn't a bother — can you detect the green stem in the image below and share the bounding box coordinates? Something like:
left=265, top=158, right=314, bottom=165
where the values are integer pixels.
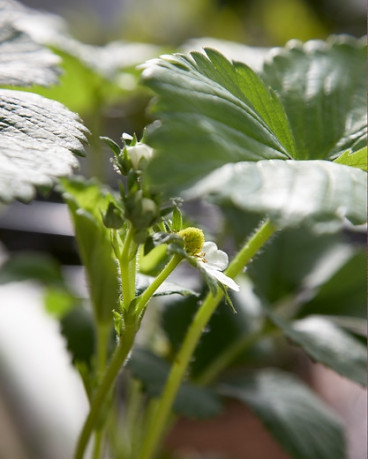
left=120, top=225, right=136, bottom=310
left=138, top=219, right=276, bottom=459
left=92, top=430, right=103, bottom=459
left=74, top=253, right=184, bottom=459
left=135, top=253, right=183, bottom=317
left=96, top=322, right=111, bottom=380
left=74, top=323, right=137, bottom=459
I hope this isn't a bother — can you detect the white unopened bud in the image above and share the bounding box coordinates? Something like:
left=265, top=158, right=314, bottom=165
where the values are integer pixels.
left=127, top=143, right=153, bottom=169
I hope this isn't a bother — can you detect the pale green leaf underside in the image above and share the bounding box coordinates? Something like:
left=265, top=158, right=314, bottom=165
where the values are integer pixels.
left=185, top=160, right=366, bottom=231
left=271, top=315, right=367, bottom=386
left=0, top=89, right=87, bottom=203
left=334, top=146, right=367, bottom=171
left=219, top=369, right=345, bottom=459
left=136, top=274, right=197, bottom=297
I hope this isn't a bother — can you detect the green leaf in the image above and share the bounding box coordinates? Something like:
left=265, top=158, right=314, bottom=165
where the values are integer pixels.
left=0, top=21, right=60, bottom=87
left=185, top=160, right=366, bottom=231
left=136, top=274, right=197, bottom=297
left=0, top=89, right=87, bottom=203
left=270, top=315, right=367, bottom=386
left=245, top=226, right=354, bottom=304
left=128, top=348, right=223, bottom=419
left=161, top=279, right=266, bottom=378
left=262, top=36, right=366, bottom=160
left=142, top=37, right=366, bottom=198
left=61, top=178, right=120, bottom=323
left=60, top=306, right=95, bottom=368
left=299, top=249, right=366, bottom=319
left=219, top=369, right=345, bottom=459
left=334, top=146, right=367, bottom=171
left=142, top=48, right=291, bottom=194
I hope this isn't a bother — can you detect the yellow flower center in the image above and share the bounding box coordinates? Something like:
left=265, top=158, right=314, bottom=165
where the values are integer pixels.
left=178, top=227, right=205, bottom=256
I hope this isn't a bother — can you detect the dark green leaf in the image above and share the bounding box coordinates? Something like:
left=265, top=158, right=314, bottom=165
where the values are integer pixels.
left=61, top=178, right=120, bottom=323
left=246, top=226, right=357, bottom=304
left=142, top=48, right=291, bottom=195
left=60, top=306, right=95, bottom=368
left=298, top=249, right=366, bottom=319
left=185, top=160, right=366, bottom=231
left=270, top=315, right=367, bottom=386
left=129, top=348, right=223, bottom=419
left=0, top=89, right=87, bottom=203
left=162, top=279, right=266, bottom=378
left=219, top=369, right=345, bottom=459
left=262, top=37, right=366, bottom=160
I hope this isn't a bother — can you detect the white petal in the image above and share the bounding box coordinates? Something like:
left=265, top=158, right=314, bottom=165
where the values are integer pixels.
left=203, top=241, right=228, bottom=271
left=198, top=261, right=239, bottom=291
left=207, top=268, right=239, bottom=291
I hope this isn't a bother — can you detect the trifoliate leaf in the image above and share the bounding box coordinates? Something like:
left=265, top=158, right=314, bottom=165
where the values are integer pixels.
left=0, top=89, right=87, bottom=203
left=142, top=37, right=366, bottom=199
left=219, top=369, right=345, bottom=459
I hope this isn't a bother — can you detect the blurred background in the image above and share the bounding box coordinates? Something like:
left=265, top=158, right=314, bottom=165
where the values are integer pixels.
left=0, top=0, right=366, bottom=458
left=20, top=0, right=367, bottom=46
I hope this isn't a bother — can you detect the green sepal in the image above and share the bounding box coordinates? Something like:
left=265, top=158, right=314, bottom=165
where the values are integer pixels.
left=172, top=206, right=183, bottom=232
left=103, top=201, right=125, bottom=229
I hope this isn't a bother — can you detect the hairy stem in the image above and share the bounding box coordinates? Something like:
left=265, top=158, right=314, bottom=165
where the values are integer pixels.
left=139, top=219, right=276, bottom=459
left=135, top=253, right=183, bottom=318
left=74, top=253, right=184, bottom=459
left=119, top=225, right=136, bottom=310
left=74, top=322, right=137, bottom=459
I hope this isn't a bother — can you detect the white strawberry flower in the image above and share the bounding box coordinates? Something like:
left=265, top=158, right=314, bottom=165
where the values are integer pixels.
left=177, top=227, right=239, bottom=292
left=197, top=241, right=239, bottom=292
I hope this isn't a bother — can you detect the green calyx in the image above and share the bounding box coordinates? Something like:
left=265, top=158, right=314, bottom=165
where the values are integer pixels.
left=178, top=227, right=205, bottom=256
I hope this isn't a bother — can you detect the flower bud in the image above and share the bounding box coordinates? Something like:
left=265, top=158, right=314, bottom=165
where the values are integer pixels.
left=126, top=143, right=153, bottom=170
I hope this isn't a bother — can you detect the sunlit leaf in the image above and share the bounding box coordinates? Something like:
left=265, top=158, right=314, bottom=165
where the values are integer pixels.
left=262, top=36, right=366, bottom=160
left=334, top=146, right=367, bottom=171
left=142, top=37, right=366, bottom=200
left=0, top=89, right=87, bottom=203
left=0, top=20, right=60, bottom=87
left=142, top=48, right=292, bottom=194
